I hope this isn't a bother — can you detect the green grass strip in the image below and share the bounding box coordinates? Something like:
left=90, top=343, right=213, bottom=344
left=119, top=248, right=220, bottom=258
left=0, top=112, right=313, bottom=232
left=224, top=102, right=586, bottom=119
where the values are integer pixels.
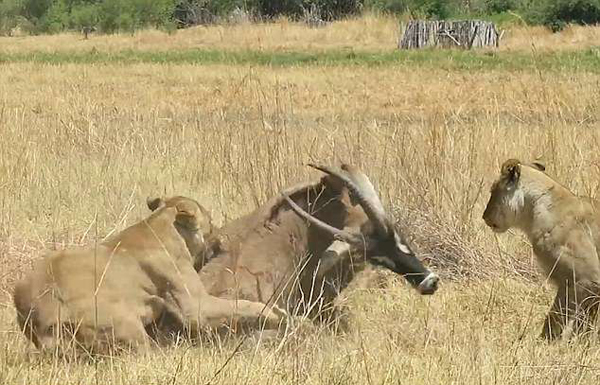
left=1, top=47, right=599, bottom=72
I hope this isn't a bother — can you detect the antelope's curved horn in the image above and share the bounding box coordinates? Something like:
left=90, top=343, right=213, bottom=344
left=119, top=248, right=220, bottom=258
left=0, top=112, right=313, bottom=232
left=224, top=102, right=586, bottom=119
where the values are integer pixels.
left=308, top=164, right=389, bottom=236
left=282, top=195, right=361, bottom=245
left=340, top=164, right=387, bottom=218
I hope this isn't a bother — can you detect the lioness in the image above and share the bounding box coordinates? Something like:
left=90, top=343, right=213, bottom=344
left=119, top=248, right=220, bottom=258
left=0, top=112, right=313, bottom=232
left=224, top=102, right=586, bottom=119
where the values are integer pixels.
left=483, top=159, right=600, bottom=340
left=13, top=196, right=284, bottom=354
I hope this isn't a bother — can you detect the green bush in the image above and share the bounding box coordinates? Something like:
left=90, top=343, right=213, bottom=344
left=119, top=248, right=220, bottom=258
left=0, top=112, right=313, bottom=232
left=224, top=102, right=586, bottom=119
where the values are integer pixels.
left=480, top=0, right=516, bottom=13
left=522, top=0, right=600, bottom=31
left=130, top=0, right=176, bottom=27
left=116, top=11, right=134, bottom=31
left=310, top=0, right=363, bottom=19
left=363, top=0, right=455, bottom=19
left=97, top=0, right=125, bottom=32
left=187, top=0, right=255, bottom=17
left=21, top=0, right=54, bottom=21
left=256, top=0, right=302, bottom=18
left=0, top=0, right=23, bottom=34
left=95, top=0, right=175, bottom=33
left=173, top=0, right=361, bottom=23
left=70, top=3, right=98, bottom=29
left=39, top=0, right=69, bottom=32
left=415, top=0, right=452, bottom=19
left=363, top=0, right=408, bottom=14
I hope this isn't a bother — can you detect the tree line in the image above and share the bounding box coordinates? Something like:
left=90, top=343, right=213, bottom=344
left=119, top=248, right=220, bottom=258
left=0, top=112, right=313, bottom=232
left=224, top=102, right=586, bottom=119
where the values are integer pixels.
left=1, top=0, right=599, bottom=36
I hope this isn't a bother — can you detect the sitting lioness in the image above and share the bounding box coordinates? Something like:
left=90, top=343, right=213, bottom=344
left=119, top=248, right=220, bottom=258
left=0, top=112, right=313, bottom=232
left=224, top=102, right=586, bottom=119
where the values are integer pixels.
left=483, top=159, right=600, bottom=340
left=13, top=196, right=285, bottom=354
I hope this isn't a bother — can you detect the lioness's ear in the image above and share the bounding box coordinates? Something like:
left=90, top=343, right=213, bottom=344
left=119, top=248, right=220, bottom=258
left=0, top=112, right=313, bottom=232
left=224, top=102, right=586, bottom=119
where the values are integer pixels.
left=147, top=197, right=164, bottom=211
left=175, top=201, right=199, bottom=230
left=531, top=161, right=545, bottom=172
left=501, top=159, right=521, bottom=184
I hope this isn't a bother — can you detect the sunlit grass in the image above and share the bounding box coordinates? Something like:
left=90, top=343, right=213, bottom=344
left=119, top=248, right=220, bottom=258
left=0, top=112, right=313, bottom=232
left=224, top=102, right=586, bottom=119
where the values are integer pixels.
left=1, top=16, right=600, bottom=385
left=0, top=47, right=599, bottom=72
left=3, top=14, right=600, bottom=54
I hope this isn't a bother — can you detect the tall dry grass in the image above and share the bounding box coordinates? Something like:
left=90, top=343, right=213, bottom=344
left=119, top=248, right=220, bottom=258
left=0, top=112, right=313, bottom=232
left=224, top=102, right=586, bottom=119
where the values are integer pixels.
left=2, top=13, right=600, bottom=54
left=1, top=24, right=600, bottom=383
left=4, top=278, right=600, bottom=384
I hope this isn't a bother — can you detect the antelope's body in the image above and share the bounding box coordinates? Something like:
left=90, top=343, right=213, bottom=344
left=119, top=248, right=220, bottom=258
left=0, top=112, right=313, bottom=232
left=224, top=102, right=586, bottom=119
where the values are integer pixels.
left=199, top=164, right=439, bottom=323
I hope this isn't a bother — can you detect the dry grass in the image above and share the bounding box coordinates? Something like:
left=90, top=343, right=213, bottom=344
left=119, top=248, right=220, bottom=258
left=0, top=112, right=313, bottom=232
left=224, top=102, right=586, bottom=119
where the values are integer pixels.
left=1, top=14, right=401, bottom=53
left=2, top=14, right=600, bottom=54
left=501, top=24, right=600, bottom=51
left=5, top=278, right=600, bottom=384
left=1, top=19, right=600, bottom=384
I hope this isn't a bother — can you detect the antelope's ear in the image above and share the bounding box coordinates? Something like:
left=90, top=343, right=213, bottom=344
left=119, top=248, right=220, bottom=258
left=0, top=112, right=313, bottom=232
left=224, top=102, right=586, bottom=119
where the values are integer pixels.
left=318, top=240, right=352, bottom=277
left=147, top=197, right=165, bottom=211
left=338, top=187, right=353, bottom=208
left=501, top=159, right=521, bottom=185
left=531, top=161, right=546, bottom=172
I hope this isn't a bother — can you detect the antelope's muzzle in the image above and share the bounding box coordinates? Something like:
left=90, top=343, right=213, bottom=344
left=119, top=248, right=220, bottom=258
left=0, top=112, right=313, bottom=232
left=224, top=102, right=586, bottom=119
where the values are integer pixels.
left=417, top=272, right=439, bottom=295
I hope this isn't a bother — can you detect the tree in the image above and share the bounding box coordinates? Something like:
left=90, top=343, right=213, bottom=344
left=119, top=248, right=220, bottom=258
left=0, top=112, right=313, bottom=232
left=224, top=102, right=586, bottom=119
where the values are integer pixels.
left=70, top=2, right=98, bottom=30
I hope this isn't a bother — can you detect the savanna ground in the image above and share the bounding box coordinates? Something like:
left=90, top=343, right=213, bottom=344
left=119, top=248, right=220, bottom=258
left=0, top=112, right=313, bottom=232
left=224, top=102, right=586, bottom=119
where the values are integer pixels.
left=1, top=14, right=600, bottom=384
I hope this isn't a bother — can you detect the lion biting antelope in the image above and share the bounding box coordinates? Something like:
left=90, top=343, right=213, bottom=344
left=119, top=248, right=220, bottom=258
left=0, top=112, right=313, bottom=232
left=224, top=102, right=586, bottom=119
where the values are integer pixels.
left=483, top=159, right=600, bottom=340
left=12, top=162, right=440, bottom=354
left=12, top=196, right=285, bottom=355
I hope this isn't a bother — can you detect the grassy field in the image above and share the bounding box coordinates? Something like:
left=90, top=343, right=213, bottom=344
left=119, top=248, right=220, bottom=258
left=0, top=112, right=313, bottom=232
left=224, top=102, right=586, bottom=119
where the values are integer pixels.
left=1, top=16, right=600, bottom=72
left=2, top=15, right=600, bottom=53
left=1, top=15, right=600, bottom=384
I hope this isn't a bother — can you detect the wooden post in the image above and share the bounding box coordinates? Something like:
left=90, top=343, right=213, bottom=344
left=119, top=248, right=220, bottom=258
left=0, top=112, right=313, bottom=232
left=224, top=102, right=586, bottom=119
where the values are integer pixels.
left=399, top=20, right=499, bottom=49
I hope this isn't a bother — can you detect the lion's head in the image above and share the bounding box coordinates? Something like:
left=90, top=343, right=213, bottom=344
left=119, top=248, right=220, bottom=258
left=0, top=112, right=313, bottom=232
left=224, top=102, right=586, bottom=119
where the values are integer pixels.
left=482, top=159, right=546, bottom=233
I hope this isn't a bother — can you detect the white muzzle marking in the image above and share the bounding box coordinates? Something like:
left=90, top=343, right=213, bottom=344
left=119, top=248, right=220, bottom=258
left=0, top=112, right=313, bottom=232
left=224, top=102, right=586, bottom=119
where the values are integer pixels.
left=398, top=243, right=411, bottom=254
left=417, top=272, right=439, bottom=295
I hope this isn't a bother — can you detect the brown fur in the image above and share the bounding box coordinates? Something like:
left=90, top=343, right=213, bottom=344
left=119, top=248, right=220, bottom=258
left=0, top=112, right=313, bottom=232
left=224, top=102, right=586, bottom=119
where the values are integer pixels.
left=194, top=164, right=438, bottom=327
left=483, top=159, right=600, bottom=340
left=13, top=196, right=285, bottom=354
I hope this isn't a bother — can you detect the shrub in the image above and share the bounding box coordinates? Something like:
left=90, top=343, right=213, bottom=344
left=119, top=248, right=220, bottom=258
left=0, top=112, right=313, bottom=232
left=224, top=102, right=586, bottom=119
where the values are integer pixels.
left=21, top=0, right=54, bottom=21
left=521, top=0, right=600, bottom=31
left=97, top=0, right=126, bottom=32
left=70, top=3, right=98, bottom=30
left=364, top=0, right=454, bottom=19
left=312, top=0, right=363, bottom=19
left=0, top=0, right=24, bottom=35
left=364, top=0, right=408, bottom=14
left=38, top=0, right=69, bottom=32
left=480, top=0, right=516, bottom=13
left=130, top=0, right=176, bottom=27
left=116, top=11, right=134, bottom=31
left=414, top=0, right=452, bottom=19
left=96, top=0, right=176, bottom=33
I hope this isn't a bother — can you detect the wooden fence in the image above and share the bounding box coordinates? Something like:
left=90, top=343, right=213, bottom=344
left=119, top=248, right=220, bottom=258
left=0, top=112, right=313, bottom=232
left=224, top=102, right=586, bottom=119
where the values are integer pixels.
left=399, top=20, right=501, bottom=49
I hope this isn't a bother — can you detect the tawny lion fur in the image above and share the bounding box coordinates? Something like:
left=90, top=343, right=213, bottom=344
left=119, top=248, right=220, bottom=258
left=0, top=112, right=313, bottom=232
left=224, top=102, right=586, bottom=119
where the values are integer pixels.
left=483, top=159, right=600, bottom=340
left=13, top=196, right=284, bottom=354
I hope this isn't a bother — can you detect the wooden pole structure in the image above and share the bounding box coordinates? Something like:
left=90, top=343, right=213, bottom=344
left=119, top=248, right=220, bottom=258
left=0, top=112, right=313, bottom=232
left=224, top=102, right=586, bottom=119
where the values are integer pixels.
left=399, top=20, right=500, bottom=49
